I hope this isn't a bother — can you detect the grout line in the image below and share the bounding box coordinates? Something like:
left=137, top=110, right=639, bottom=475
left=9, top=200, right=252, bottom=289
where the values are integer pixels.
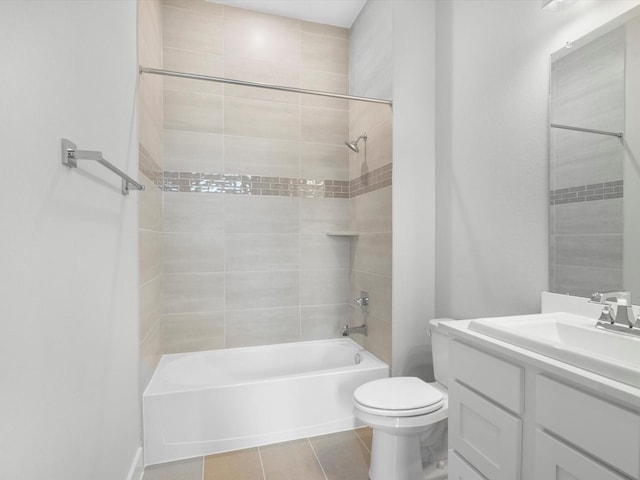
left=353, top=428, right=371, bottom=454
left=201, top=455, right=205, bottom=480
left=257, top=447, right=267, bottom=480
left=307, top=438, right=329, bottom=480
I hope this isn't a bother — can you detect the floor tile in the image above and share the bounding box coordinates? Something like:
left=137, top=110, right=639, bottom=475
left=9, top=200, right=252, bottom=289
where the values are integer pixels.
left=260, top=439, right=326, bottom=480
left=310, top=431, right=370, bottom=480
left=143, top=457, right=203, bottom=480
left=354, top=427, right=373, bottom=452
left=204, top=448, right=264, bottom=480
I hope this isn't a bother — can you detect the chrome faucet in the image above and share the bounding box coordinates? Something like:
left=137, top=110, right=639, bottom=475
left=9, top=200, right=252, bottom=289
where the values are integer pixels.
left=342, top=324, right=368, bottom=336
left=590, top=291, right=639, bottom=331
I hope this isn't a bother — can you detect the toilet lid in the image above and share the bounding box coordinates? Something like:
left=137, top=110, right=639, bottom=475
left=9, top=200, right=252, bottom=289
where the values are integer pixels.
left=354, top=377, right=444, bottom=417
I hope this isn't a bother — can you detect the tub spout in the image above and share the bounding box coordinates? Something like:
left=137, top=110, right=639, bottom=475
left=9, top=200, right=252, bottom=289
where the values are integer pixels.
left=342, top=324, right=368, bottom=336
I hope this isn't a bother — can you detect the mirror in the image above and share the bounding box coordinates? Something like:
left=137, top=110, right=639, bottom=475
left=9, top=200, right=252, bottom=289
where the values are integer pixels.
left=548, top=6, right=640, bottom=304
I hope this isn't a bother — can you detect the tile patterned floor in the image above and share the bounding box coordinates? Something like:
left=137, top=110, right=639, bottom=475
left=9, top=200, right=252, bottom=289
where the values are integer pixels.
left=142, top=428, right=373, bottom=480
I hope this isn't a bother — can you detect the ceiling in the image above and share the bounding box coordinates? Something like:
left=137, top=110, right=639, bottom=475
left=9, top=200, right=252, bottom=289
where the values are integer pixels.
left=210, top=0, right=367, bottom=28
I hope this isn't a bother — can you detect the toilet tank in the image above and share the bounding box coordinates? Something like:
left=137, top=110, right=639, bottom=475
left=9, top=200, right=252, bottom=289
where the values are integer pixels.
left=429, top=318, right=454, bottom=388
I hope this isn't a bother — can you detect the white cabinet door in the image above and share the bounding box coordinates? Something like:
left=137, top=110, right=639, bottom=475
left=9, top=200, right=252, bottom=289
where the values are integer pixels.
left=449, top=381, right=522, bottom=480
left=534, top=430, right=628, bottom=480
left=449, top=450, right=487, bottom=480
left=536, top=375, right=640, bottom=478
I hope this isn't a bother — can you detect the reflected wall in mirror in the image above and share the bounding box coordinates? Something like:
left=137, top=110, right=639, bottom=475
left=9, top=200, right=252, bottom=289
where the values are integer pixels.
left=549, top=6, right=640, bottom=304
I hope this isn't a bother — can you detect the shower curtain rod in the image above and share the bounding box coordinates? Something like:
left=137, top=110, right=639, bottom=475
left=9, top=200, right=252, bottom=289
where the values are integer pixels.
left=139, top=67, right=393, bottom=107
left=550, top=123, right=623, bottom=139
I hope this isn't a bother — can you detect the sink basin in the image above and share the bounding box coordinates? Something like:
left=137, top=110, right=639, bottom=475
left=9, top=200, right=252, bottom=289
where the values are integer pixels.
left=469, top=312, right=640, bottom=389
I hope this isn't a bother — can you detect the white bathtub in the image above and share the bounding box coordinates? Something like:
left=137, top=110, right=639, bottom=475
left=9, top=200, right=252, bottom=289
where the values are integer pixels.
left=143, top=338, right=389, bottom=465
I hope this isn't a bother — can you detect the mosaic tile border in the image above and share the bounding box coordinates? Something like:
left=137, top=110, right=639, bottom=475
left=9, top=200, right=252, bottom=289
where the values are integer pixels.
left=163, top=173, right=350, bottom=198
left=550, top=180, right=623, bottom=205
left=161, top=162, right=393, bottom=198
left=139, top=144, right=163, bottom=188
left=350, top=163, right=392, bottom=197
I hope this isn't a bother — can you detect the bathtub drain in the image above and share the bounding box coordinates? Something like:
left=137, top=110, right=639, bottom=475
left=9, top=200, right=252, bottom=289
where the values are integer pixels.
left=354, top=353, right=361, bottom=365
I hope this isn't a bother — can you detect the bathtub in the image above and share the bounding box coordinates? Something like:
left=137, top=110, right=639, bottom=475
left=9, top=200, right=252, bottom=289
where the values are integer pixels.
left=143, top=337, right=389, bottom=465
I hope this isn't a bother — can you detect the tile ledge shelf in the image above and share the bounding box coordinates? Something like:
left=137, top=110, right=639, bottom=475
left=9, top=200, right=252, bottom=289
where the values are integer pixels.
left=326, top=231, right=360, bottom=236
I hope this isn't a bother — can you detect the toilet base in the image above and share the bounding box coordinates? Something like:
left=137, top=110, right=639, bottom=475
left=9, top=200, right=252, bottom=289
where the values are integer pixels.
left=369, top=430, right=424, bottom=480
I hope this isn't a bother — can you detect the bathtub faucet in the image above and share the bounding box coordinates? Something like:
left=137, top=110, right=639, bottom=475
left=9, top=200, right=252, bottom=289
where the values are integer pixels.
left=342, top=324, right=368, bottom=336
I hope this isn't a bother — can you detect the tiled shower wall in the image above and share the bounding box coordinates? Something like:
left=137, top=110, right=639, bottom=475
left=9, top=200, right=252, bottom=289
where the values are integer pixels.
left=347, top=0, right=393, bottom=366
left=348, top=102, right=393, bottom=365
left=138, top=0, right=164, bottom=391
left=161, top=0, right=353, bottom=352
left=549, top=26, right=625, bottom=297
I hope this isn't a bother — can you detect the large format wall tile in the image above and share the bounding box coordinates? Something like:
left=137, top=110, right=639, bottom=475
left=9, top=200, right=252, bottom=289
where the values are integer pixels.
left=301, top=68, right=349, bottom=110
left=354, top=187, right=392, bottom=233
left=163, top=48, right=224, bottom=95
left=140, top=275, right=164, bottom=341
left=164, top=90, right=223, bottom=133
left=554, top=198, right=622, bottom=235
left=164, top=0, right=224, bottom=16
left=224, top=96, right=300, bottom=141
left=139, top=320, right=163, bottom=398
left=225, top=195, right=299, bottom=234
left=555, top=234, right=623, bottom=269
left=159, top=2, right=357, bottom=353
left=164, top=193, right=224, bottom=233
left=163, top=4, right=223, bottom=54
left=224, top=56, right=300, bottom=104
left=301, top=304, right=349, bottom=340
left=139, top=173, right=163, bottom=231
left=300, top=234, right=350, bottom=270
left=225, top=307, right=300, bottom=347
left=164, top=129, right=223, bottom=173
left=140, top=229, right=163, bottom=285
left=553, top=265, right=622, bottom=299
left=350, top=232, right=392, bottom=277
left=139, top=0, right=164, bottom=394
left=301, top=269, right=350, bottom=306
left=301, top=106, right=349, bottom=145
left=302, top=32, right=349, bottom=75
left=300, top=198, right=349, bottom=233
left=164, top=272, right=224, bottom=314
left=223, top=5, right=300, bottom=65
left=224, top=136, right=300, bottom=178
left=164, top=311, right=224, bottom=353
left=225, top=271, right=300, bottom=309
left=351, top=271, right=392, bottom=322
left=300, top=143, right=348, bottom=181
left=164, top=232, right=224, bottom=273
left=225, top=233, right=300, bottom=271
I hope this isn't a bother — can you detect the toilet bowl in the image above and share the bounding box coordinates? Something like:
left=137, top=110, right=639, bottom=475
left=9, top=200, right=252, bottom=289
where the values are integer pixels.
left=353, top=319, right=453, bottom=480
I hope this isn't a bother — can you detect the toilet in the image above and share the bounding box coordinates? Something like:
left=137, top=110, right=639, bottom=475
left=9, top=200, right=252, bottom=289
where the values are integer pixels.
left=353, top=319, right=452, bottom=480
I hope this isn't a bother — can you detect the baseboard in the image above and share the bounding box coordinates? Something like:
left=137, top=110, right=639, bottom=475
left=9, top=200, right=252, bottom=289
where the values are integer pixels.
left=126, top=447, right=144, bottom=480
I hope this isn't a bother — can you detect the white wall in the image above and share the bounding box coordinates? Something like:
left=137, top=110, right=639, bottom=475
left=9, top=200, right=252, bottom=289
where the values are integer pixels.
left=349, top=0, right=393, bottom=99
left=435, top=0, right=640, bottom=320
left=0, top=1, right=141, bottom=479
left=392, top=0, right=437, bottom=378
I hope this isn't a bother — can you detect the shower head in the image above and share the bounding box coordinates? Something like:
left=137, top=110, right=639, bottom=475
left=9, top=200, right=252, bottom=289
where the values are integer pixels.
left=344, top=133, right=367, bottom=153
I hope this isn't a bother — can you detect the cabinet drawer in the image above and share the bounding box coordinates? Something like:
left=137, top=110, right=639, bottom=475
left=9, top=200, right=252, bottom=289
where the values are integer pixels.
left=451, top=340, right=523, bottom=413
left=534, top=430, right=627, bottom=480
left=449, top=449, right=487, bottom=480
left=536, top=375, right=640, bottom=478
left=450, top=380, right=522, bottom=480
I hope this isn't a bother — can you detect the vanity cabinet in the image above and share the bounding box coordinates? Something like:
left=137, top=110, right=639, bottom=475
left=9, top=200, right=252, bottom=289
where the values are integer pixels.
left=449, top=341, right=523, bottom=480
left=446, top=336, right=640, bottom=480
left=449, top=450, right=487, bottom=480
left=534, top=430, right=628, bottom=480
